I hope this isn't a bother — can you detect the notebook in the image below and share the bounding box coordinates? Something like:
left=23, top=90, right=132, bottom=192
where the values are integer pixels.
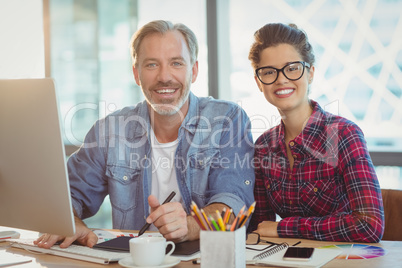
left=93, top=236, right=200, bottom=261
left=246, top=243, right=342, bottom=268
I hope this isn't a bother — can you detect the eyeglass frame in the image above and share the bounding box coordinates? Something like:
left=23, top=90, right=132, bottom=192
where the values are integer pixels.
left=246, top=232, right=279, bottom=251
left=246, top=232, right=302, bottom=251
left=255, top=61, right=311, bottom=85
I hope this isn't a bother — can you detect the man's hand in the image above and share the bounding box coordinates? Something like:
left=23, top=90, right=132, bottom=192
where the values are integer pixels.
left=34, top=216, right=98, bottom=248
left=147, top=196, right=232, bottom=243
left=147, top=195, right=188, bottom=243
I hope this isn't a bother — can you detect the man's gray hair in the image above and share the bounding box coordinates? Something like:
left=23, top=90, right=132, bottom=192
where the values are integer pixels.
left=130, top=20, right=198, bottom=67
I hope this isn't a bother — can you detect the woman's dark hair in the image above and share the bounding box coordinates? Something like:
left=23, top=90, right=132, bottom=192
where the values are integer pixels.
left=249, top=23, right=315, bottom=69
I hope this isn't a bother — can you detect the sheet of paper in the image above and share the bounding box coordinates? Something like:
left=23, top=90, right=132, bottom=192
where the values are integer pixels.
left=0, top=251, right=33, bottom=267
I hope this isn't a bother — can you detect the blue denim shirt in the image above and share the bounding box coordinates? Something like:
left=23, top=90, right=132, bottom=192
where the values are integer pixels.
left=68, top=92, right=255, bottom=230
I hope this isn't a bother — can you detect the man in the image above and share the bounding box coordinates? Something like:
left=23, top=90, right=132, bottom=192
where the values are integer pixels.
left=35, top=20, right=254, bottom=248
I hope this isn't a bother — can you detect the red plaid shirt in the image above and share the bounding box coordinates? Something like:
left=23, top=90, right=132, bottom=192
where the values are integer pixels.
left=249, top=100, right=384, bottom=242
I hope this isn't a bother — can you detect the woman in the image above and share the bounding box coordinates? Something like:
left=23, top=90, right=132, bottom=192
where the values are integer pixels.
left=248, top=23, right=384, bottom=242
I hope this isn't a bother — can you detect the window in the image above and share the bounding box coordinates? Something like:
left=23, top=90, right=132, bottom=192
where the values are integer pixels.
left=49, top=0, right=139, bottom=146
left=226, top=0, right=402, bottom=154
left=0, top=0, right=44, bottom=79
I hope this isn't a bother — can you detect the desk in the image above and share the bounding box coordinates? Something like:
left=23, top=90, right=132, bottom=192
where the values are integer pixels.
left=1, top=227, right=402, bottom=267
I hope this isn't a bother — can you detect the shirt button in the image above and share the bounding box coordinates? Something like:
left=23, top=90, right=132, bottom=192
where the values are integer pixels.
left=123, top=175, right=128, bottom=181
left=314, top=187, right=318, bottom=193
left=245, top=180, right=251, bottom=185
left=289, top=201, right=293, bottom=205
left=267, top=184, right=271, bottom=189
left=289, top=141, right=295, bottom=146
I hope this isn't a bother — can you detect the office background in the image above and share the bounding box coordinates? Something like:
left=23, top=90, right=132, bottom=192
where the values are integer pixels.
left=1, top=0, right=401, bottom=229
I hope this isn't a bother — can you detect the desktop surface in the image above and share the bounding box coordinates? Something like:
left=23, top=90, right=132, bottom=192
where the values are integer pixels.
left=1, top=226, right=402, bottom=268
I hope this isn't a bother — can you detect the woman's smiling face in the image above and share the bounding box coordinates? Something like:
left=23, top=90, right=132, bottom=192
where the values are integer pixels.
left=255, top=43, right=314, bottom=114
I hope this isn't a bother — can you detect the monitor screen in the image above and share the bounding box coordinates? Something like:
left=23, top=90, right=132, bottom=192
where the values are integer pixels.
left=0, top=78, right=75, bottom=236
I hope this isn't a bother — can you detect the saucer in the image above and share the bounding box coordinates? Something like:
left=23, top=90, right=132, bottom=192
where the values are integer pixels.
left=118, top=256, right=180, bottom=268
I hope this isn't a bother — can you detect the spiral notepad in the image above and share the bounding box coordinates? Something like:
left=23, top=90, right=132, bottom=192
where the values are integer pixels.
left=252, top=242, right=289, bottom=260
left=247, top=242, right=342, bottom=268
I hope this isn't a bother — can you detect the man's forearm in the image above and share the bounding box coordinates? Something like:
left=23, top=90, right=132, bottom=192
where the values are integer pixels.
left=186, top=203, right=232, bottom=241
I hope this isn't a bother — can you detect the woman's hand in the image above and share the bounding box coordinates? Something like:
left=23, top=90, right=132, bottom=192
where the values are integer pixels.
left=254, top=221, right=279, bottom=237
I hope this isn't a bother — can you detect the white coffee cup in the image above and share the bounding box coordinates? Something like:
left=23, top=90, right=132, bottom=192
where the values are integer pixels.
left=129, top=236, right=175, bottom=266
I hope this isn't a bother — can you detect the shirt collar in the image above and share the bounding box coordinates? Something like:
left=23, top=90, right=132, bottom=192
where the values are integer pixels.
left=181, top=92, right=200, bottom=135
left=271, top=100, right=331, bottom=158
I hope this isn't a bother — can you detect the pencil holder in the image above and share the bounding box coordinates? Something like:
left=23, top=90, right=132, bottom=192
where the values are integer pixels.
left=200, top=226, right=246, bottom=268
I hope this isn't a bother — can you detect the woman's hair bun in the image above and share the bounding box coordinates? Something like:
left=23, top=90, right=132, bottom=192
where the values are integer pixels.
left=288, top=23, right=298, bottom=29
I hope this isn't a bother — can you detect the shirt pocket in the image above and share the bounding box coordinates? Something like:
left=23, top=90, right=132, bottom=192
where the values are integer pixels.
left=106, top=165, right=141, bottom=211
left=299, top=178, right=338, bottom=215
left=188, top=148, right=220, bottom=202
left=264, top=178, right=284, bottom=214
left=189, top=148, right=221, bottom=170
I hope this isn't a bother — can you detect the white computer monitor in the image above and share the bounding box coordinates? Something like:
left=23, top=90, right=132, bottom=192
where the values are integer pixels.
left=0, top=78, right=75, bottom=236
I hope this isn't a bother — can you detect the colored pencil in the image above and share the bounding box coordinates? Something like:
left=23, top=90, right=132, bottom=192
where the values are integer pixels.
left=223, top=208, right=231, bottom=224
left=190, top=201, right=257, bottom=232
left=238, top=211, right=250, bottom=228
left=221, top=207, right=226, bottom=219
left=201, top=209, right=213, bottom=230
left=247, top=201, right=256, bottom=215
left=191, top=201, right=208, bottom=230
left=230, top=217, right=239, bottom=231
left=191, top=211, right=206, bottom=230
left=216, top=210, right=226, bottom=231
left=209, top=216, right=220, bottom=231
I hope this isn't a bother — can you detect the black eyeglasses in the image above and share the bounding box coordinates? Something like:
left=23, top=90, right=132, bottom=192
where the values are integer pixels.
left=255, top=61, right=311, bottom=85
left=246, top=232, right=301, bottom=251
left=246, top=232, right=279, bottom=251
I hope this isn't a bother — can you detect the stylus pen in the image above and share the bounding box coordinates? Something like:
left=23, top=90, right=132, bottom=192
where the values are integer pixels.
left=138, top=191, right=176, bottom=236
